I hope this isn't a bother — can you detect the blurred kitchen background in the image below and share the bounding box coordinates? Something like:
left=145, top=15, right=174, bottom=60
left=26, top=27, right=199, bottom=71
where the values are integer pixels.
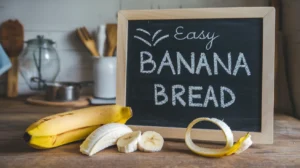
left=0, top=0, right=298, bottom=115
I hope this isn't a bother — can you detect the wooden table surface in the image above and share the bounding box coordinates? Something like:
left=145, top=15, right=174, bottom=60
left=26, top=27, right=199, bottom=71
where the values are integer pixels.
left=1, top=98, right=300, bottom=168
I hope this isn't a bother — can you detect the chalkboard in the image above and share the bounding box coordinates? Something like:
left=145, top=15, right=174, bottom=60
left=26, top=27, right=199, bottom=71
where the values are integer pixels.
left=117, top=8, right=275, bottom=144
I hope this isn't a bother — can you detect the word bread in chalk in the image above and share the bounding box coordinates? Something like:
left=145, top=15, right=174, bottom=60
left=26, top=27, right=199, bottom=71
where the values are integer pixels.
left=140, top=51, right=251, bottom=76
left=154, top=84, right=236, bottom=108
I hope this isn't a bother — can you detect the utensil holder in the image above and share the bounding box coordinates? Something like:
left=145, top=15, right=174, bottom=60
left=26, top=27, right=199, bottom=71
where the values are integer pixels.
left=93, top=56, right=116, bottom=98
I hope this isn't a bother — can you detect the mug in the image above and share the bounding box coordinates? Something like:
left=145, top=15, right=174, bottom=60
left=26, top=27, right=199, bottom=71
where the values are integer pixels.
left=93, top=56, right=116, bottom=98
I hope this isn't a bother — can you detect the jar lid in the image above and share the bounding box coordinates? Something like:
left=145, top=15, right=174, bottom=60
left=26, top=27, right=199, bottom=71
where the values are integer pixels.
left=26, top=35, right=55, bottom=46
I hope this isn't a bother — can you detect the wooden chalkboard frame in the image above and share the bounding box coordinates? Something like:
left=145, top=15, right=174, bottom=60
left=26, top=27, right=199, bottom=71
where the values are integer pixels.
left=117, top=7, right=275, bottom=144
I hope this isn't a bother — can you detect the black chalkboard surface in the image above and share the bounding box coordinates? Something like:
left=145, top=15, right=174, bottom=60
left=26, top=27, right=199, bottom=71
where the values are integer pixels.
left=117, top=8, right=275, bottom=144
left=126, top=18, right=262, bottom=132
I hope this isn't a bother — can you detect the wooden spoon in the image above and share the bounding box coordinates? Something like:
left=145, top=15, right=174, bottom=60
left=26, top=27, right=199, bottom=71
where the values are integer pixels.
left=105, top=24, right=117, bottom=56
left=76, top=27, right=99, bottom=57
left=0, top=20, right=24, bottom=97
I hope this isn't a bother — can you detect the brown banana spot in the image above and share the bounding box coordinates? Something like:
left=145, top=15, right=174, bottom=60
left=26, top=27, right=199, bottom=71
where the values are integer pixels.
left=52, top=136, right=57, bottom=145
left=43, top=118, right=52, bottom=121
left=58, top=113, right=74, bottom=117
left=36, top=117, right=54, bottom=125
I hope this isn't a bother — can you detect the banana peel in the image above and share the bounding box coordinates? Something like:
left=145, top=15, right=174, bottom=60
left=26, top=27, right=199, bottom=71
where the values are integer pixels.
left=185, top=117, right=253, bottom=158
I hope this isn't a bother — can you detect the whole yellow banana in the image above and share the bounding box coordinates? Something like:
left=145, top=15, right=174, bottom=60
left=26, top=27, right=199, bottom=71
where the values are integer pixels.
left=24, top=105, right=132, bottom=149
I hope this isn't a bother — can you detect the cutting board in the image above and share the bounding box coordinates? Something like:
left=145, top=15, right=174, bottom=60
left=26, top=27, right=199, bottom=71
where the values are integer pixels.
left=27, top=95, right=90, bottom=107
left=0, top=20, right=24, bottom=97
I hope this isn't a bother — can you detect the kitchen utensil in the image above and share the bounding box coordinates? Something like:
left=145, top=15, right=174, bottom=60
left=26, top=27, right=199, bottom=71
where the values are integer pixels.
left=0, top=20, right=24, bottom=97
left=45, top=81, right=93, bottom=102
left=26, top=95, right=90, bottom=107
left=0, top=44, right=12, bottom=76
left=93, top=57, right=116, bottom=98
left=77, top=27, right=99, bottom=57
left=97, top=25, right=106, bottom=56
left=105, top=24, right=117, bottom=56
left=31, top=77, right=93, bottom=102
left=19, top=35, right=60, bottom=91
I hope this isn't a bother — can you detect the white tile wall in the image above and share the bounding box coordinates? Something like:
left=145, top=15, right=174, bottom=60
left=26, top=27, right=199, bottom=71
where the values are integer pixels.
left=0, top=0, right=269, bottom=95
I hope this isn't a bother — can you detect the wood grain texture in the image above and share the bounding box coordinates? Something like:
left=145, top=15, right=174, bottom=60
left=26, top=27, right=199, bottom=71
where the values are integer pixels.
left=261, top=7, right=276, bottom=144
left=272, top=0, right=280, bottom=109
left=116, top=13, right=128, bottom=106
left=0, top=98, right=300, bottom=168
left=116, top=7, right=275, bottom=144
left=119, top=7, right=273, bottom=20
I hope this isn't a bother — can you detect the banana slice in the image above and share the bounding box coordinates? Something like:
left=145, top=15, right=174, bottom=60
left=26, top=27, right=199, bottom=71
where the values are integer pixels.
left=80, top=123, right=132, bottom=156
left=138, top=131, right=164, bottom=152
left=117, top=131, right=141, bottom=153
left=185, top=117, right=252, bottom=158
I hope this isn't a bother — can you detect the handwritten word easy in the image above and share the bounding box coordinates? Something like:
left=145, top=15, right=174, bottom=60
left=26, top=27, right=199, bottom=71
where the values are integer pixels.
left=174, top=26, right=219, bottom=50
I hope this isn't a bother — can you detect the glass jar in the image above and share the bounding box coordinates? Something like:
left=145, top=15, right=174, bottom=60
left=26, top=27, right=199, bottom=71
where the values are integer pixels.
left=19, top=35, right=60, bottom=90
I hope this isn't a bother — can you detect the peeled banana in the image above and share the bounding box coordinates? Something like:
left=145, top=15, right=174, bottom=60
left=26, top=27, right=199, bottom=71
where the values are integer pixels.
left=24, top=105, right=132, bottom=149
left=138, top=131, right=164, bottom=152
left=80, top=123, right=132, bottom=156
left=185, top=117, right=252, bottom=158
